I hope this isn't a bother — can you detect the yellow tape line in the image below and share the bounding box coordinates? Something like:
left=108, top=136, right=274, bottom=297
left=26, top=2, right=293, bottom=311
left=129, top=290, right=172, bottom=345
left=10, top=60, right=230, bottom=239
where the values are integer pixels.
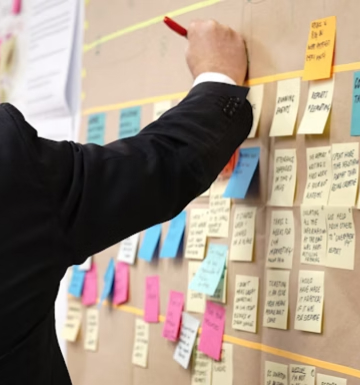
left=83, top=0, right=222, bottom=52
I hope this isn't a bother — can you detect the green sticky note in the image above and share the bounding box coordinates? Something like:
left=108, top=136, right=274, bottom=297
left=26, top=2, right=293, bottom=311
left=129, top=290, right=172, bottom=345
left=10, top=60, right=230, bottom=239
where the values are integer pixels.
left=119, top=106, right=141, bottom=139
left=351, top=71, right=360, bottom=136
left=87, top=113, right=105, bottom=145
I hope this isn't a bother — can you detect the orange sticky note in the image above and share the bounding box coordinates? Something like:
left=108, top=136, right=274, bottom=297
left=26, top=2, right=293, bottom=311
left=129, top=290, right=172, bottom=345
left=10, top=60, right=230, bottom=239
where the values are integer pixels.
left=303, top=16, right=336, bottom=81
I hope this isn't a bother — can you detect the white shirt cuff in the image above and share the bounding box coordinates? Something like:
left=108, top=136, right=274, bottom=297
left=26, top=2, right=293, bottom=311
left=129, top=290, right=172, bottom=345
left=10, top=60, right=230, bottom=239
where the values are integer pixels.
left=193, top=72, right=237, bottom=87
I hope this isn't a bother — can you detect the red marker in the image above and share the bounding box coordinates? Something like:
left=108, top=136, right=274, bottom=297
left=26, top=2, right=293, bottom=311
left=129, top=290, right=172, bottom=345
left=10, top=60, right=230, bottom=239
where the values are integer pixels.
left=163, top=16, right=187, bottom=38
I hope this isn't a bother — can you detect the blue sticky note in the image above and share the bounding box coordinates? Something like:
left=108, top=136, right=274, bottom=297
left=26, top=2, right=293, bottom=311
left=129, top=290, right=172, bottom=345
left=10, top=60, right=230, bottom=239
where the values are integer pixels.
left=119, top=106, right=141, bottom=138
left=189, top=244, right=227, bottom=296
left=351, top=71, right=360, bottom=136
left=138, top=224, right=162, bottom=262
left=87, top=113, right=106, bottom=145
left=160, top=211, right=187, bottom=258
left=223, top=147, right=260, bottom=199
left=68, top=266, right=86, bottom=298
left=99, top=258, right=115, bottom=305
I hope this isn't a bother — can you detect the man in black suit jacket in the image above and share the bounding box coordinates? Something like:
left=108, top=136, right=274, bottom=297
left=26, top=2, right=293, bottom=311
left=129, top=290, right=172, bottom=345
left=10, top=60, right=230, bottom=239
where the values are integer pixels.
left=0, top=20, right=252, bottom=384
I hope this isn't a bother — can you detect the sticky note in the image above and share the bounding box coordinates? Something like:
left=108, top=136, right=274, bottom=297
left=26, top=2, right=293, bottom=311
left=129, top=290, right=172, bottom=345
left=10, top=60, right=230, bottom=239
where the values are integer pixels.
left=78, top=256, right=92, bottom=271
left=247, top=84, right=264, bottom=138
left=290, top=365, right=315, bottom=385
left=326, top=207, right=355, bottom=270
left=199, top=301, right=225, bottom=360
left=270, top=78, right=301, bottom=137
left=223, top=147, right=260, bottom=199
left=232, top=275, right=259, bottom=333
left=144, top=276, right=159, bottom=323
left=267, top=210, right=294, bottom=269
left=184, top=209, right=208, bottom=260
left=329, top=143, right=359, bottom=206
left=84, top=308, right=99, bottom=351
left=351, top=71, right=360, bottom=136
left=186, top=261, right=206, bottom=314
left=269, top=149, right=297, bottom=207
left=303, top=146, right=332, bottom=205
left=317, top=374, right=346, bottom=385
left=229, top=206, right=256, bottom=261
left=12, top=0, right=21, bottom=14
left=191, top=339, right=212, bottom=385
left=294, top=270, right=324, bottom=333
left=300, top=206, right=327, bottom=266
left=113, top=262, right=129, bottom=305
left=212, top=343, right=233, bottom=385
left=160, top=211, right=186, bottom=258
left=207, top=264, right=227, bottom=304
left=298, top=78, right=335, bottom=134
left=208, top=179, right=231, bottom=237
left=138, top=224, right=162, bottom=262
left=173, top=312, right=200, bottom=369
left=265, top=361, right=288, bottom=385
left=68, top=265, right=86, bottom=298
left=162, top=291, right=184, bottom=341
left=119, top=106, right=141, bottom=139
left=87, top=113, right=105, bottom=145
left=263, top=270, right=290, bottom=330
left=189, top=244, right=227, bottom=296
left=153, top=100, right=171, bottom=120
left=303, top=16, right=336, bottom=81
left=132, top=318, right=149, bottom=368
left=62, top=302, right=82, bottom=342
left=117, top=233, right=139, bottom=265
left=82, top=263, right=98, bottom=306
left=99, top=258, right=115, bottom=305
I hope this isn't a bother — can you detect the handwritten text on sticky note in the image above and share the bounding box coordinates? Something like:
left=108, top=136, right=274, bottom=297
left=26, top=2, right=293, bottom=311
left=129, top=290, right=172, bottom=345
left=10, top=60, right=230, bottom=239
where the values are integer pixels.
left=144, top=276, right=160, bottom=323
left=119, top=106, right=141, bottom=138
left=163, top=291, right=184, bottom=341
left=132, top=318, right=149, bottom=368
left=87, top=113, right=105, bottom=145
left=290, top=365, right=315, bottom=385
left=208, top=179, right=231, bottom=237
left=187, top=262, right=206, bottom=314
left=185, top=209, right=208, bottom=260
left=117, top=234, right=139, bottom=265
left=113, top=262, right=129, bottom=305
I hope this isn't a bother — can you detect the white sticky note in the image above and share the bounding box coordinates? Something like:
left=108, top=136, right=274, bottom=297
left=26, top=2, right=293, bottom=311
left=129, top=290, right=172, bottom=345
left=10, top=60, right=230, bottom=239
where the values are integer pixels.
left=263, top=270, right=290, bottom=330
left=289, top=365, right=315, bottom=385
left=265, top=361, right=288, bottom=385
left=232, top=275, right=259, bottom=333
left=117, top=233, right=140, bottom=265
left=329, top=143, right=359, bottom=207
left=317, top=374, right=346, bottom=385
left=185, top=209, right=209, bottom=260
left=132, top=318, right=149, bottom=368
left=294, top=270, right=324, bottom=333
left=303, top=146, right=332, bottom=205
left=298, top=78, right=335, bottom=135
left=208, top=179, right=231, bottom=237
left=191, top=340, right=212, bottom=385
left=62, top=301, right=82, bottom=342
left=230, top=206, right=256, bottom=261
left=186, top=262, right=206, bottom=314
left=247, top=84, right=264, bottom=138
left=173, top=312, right=200, bottom=369
left=326, top=207, right=355, bottom=270
left=269, top=149, right=297, bottom=207
left=270, top=78, right=301, bottom=137
left=78, top=256, right=92, bottom=271
left=84, top=308, right=99, bottom=351
left=153, top=100, right=172, bottom=120
left=300, top=206, right=327, bottom=266
left=212, top=343, right=233, bottom=385
left=267, top=210, right=294, bottom=269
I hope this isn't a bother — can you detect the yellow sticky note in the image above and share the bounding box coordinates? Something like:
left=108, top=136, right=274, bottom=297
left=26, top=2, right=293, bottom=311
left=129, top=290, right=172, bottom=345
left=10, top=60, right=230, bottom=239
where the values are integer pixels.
left=230, top=206, right=256, bottom=261
left=212, top=343, right=233, bottom=385
left=247, top=84, right=264, bottom=138
left=326, top=207, right=355, bottom=270
left=207, top=179, right=231, bottom=237
left=290, top=365, right=316, bottom=385
left=84, top=308, right=99, bottom=351
left=191, top=340, right=212, bottom=385
left=265, top=361, right=288, bottom=385
left=153, top=100, right=172, bottom=121
left=263, top=269, right=290, bottom=330
left=132, top=318, right=149, bottom=368
left=270, top=78, right=301, bottom=137
left=300, top=206, right=327, bottom=266
left=303, top=16, right=336, bottom=81
left=200, top=188, right=210, bottom=197
left=232, top=275, right=259, bottom=333
left=62, top=301, right=82, bottom=342
left=187, top=261, right=206, bottom=314
left=0, top=36, right=16, bottom=76
left=303, top=146, right=332, bottom=205
left=185, top=209, right=209, bottom=260
left=329, top=143, right=359, bottom=206
left=267, top=210, right=294, bottom=269
left=317, top=374, right=346, bottom=385
left=294, top=270, right=324, bottom=333
left=298, top=78, right=335, bottom=135
left=269, top=149, right=297, bottom=207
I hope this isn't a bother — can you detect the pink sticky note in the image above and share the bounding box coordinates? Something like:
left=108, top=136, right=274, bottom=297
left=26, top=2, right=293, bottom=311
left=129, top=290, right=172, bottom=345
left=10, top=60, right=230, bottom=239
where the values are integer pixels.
left=12, top=0, right=21, bottom=14
left=199, top=301, right=226, bottom=361
left=82, top=263, right=98, bottom=306
left=113, top=262, right=129, bottom=305
left=144, top=276, right=159, bottom=323
left=162, top=291, right=184, bottom=341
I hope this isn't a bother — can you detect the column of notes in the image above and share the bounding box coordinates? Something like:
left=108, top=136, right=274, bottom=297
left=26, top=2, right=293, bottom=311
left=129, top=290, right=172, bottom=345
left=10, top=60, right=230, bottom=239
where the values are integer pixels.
left=290, top=365, right=316, bottom=385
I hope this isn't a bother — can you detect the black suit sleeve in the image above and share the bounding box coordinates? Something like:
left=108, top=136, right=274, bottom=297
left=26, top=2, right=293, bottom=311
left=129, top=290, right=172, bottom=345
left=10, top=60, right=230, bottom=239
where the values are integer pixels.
left=5, top=82, right=253, bottom=265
